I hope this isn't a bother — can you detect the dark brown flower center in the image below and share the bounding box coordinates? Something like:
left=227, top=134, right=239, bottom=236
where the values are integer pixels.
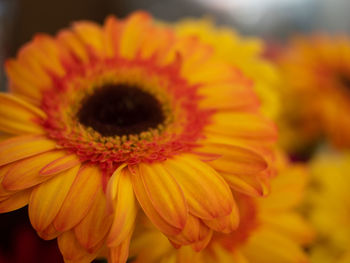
left=77, top=84, right=165, bottom=136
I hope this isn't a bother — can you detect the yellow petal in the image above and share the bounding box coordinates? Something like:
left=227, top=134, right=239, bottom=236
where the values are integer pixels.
left=138, top=162, right=188, bottom=229
left=57, top=30, right=89, bottom=63
left=0, top=135, right=57, bottom=166
left=54, top=165, right=102, bottom=232
left=198, top=142, right=268, bottom=176
left=28, top=165, right=80, bottom=232
left=120, top=12, right=152, bottom=59
left=2, top=150, right=68, bottom=191
left=107, top=167, right=137, bottom=247
left=104, top=16, right=124, bottom=58
left=164, top=155, right=234, bottom=220
left=73, top=21, right=105, bottom=57
left=131, top=168, right=182, bottom=236
left=39, top=153, right=81, bottom=176
left=203, top=197, right=240, bottom=233
left=37, top=223, right=61, bottom=240
left=0, top=93, right=46, bottom=135
left=108, top=233, right=132, bottom=263
left=58, top=231, right=97, bottom=262
left=206, top=112, right=277, bottom=141
left=0, top=189, right=31, bottom=213
left=191, top=229, right=213, bottom=252
left=75, top=187, right=113, bottom=252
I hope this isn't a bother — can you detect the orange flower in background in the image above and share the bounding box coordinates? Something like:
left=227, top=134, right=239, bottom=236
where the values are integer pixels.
left=131, top=153, right=313, bottom=263
left=278, top=35, right=350, bottom=150
left=0, top=11, right=277, bottom=262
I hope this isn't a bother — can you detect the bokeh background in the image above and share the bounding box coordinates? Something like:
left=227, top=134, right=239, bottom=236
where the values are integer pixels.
left=0, top=0, right=350, bottom=262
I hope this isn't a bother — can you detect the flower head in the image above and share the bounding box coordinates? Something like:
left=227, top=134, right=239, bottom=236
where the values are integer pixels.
left=277, top=35, right=350, bottom=150
left=306, top=152, right=350, bottom=263
left=0, top=12, right=277, bottom=262
left=131, top=153, right=313, bottom=263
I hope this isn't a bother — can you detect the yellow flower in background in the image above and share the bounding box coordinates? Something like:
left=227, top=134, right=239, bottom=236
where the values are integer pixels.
left=131, top=153, right=313, bottom=263
left=306, top=152, right=350, bottom=263
left=0, top=12, right=277, bottom=262
left=175, top=18, right=282, bottom=120
left=278, top=36, right=350, bottom=150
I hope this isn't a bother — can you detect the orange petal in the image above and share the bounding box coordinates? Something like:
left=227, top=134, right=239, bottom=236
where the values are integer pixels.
left=0, top=163, right=16, bottom=199
left=58, top=231, right=97, bottom=262
left=191, top=229, right=213, bottom=252
left=28, top=165, right=80, bottom=232
left=73, top=21, right=105, bottom=57
left=74, top=187, right=112, bottom=252
left=0, top=135, right=57, bottom=166
left=4, top=59, right=45, bottom=103
left=39, top=153, right=81, bottom=176
left=206, top=112, right=277, bottom=141
left=221, top=172, right=269, bottom=197
left=0, top=189, right=31, bottom=213
left=138, top=162, right=188, bottom=229
left=104, top=16, right=124, bottom=58
left=198, top=142, right=268, bottom=176
left=54, top=165, right=102, bottom=232
left=108, top=233, right=132, bottom=263
left=131, top=167, right=182, bottom=236
left=37, top=223, right=61, bottom=240
left=57, top=30, right=89, bottom=64
left=0, top=93, right=46, bottom=135
left=119, top=12, right=152, bottom=59
left=2, top=150, right=68, bottom=191
left=169, top=214, right=210, bottom=246
left=203, top=199, right=240, bottom=234
left=106, top=166, right=137, bottom=247
left=164, top=155, right=234, bottom=220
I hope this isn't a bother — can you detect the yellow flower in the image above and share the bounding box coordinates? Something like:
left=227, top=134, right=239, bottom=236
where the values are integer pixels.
left=0, top=12, right=277, bottom=262
left=278, top=36, right=350, bottom=150
left=174, top=18, right=282, bottom=120
left=131, top=153, right=313, bottom=263
left=307, top=152, right=350, bottom=263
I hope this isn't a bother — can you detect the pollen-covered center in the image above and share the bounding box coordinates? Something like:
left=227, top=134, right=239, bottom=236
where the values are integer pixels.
left=77, top=84, right=165, bottom=136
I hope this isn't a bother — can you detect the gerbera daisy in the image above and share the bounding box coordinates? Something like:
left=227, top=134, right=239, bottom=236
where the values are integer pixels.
left=306, top=151, right=350, bottom=263
left=0, top=12, right=276, bottom=262
left=130, top=152, right=313, bottom=263
left=277, top=35, right=350, bottom=150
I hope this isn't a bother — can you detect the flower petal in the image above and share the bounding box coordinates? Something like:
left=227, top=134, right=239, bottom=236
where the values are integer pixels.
left=0, top=189, right=31, bottom=213
left=58, top=231, right=97, bottom=262
left=0, top=93, right=46, bottom=135
left=131, top=168, right=182, bottom=236
left=0, top=135, right=57, bottom=166
left=106, top=166, right=137, bottom=247
left=198, top=142, right=268, bottom=176
left=39, top=153, right=81, bottom=176
left=203, top=200, right=240, bottom=234
left=28, top=165, right=80, bottom=232
left=2, top=150, right=68, bottom=191
left=164, top=155, right=234, bottom=220
left=108, top=233, right=132, bottom=263
left=37, top=223, right=61, bottom=240
left=138, top=162, right=188, bottom=229
left=53, top=165, right=102, bottom=232
left=206, top=112, right=277, bottom=141
left=74, top=186, right=113, bottom=252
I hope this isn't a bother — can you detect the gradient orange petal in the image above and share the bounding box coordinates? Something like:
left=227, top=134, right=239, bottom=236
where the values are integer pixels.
left=164, top=155, right=234, bottom=220
left=0, top=93, right=45, bottom=135
left=28, top=165, right=80, bottom=232
left=108, top=233, right=132, bottom=263
left=106, top=166, right=137, bottom=247
left=138, top=162, right=188, bottom=229
left=0, top=189, right=31, bottom=213
left=53, top=165, right=102, bottom=232
left=39, top=153, right=81, bottom=176
left=2, top=150, right=68, bottom=191
left=74, top=186, right=112, bottom=252
left=131, top=169, right=182, bottom=236
left=0, top=135, right=57, bottom=166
